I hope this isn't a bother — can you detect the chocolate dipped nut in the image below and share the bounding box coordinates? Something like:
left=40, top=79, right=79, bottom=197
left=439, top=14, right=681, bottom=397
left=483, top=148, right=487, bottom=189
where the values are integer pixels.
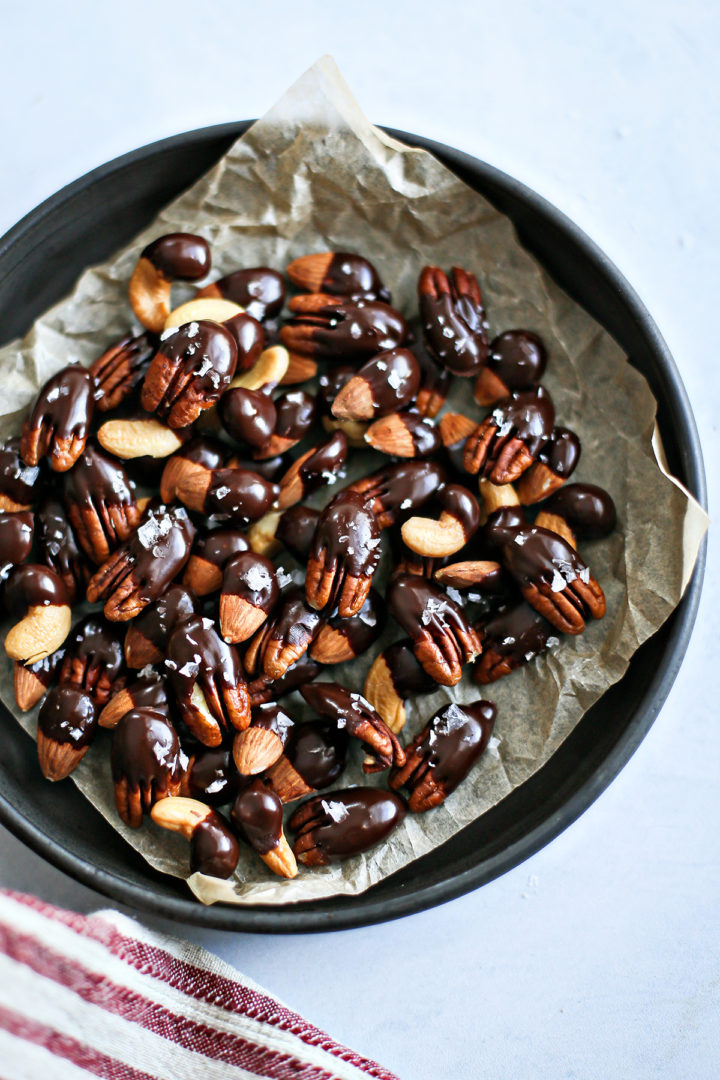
left=463, top=387, right=555, bottom=482
left=541, top=483, right=616, bottom=539
left=0, top=438, right=41, bottom=511
left=247, top=654, right=321, bottom=707
left=415, top=348, right=452, bottom=419
left=479, top=480, right=527, bottom=552
left=219, top=552, right=278, bottom=643
left=438, top=412, right=478, bottom=475
left=363, top=638, right=435, bottom=733
left=181, top=747, right=241, bottom=807
left=388, top=574, right=482, bottom=686
left=473, top=602, right=555, bottom=684
left=176, top=464, right=278, bottom=523
left=276, top=430, right=348, bottom=510
left=230, top=344, right=290, bottom=392
left=35, top=498, right=87, bottom=602
left=197, top=267, right=285, bottom=322
left=141, top=321, right=237, bottom=428
left=160, top=435, right=227, bottom=504
left=401, top=483, right=480, bottom=558
left=86, top=505, right=195, bottom=621
left=287, top=251, right=390, bottom=302
left=111, top=707, right=184, bottom=827
left=13, top=645, right=65, bottom=712
left=281, top=296, right=405, bottom=360
left=124, top=584, right=197, bottom=668
left=90, top=331, right=157, bottom=412
left=4, top=564, right=71, bottom=664
left=264, top=719, right=349, bottom=803
left=58, top=614, right=126, bottom=707
left=346, top=459, right=447, bottom=530
left=232, top=702, right=295, bottom=776
left=256, top=390, right=317, bottom=459
left=183, top=526, right=250, bottom=596
left=37, top=684, right=98, bottom=782
left=231, top=778, right=298, bottom=878
left=501, top=526, right=606, bottom=634
left=434, top=560, right=505, bottom=593
left=390, top=700, right=496, bottom=811
left=516, top=426, right=581, bottom=504
left=129, top=233, right=211, bottom=332
left=62, top=443, right=141, bottom=565
left=0, top=511, right=33, bottom=584
left=418, top=265, right=488, bottom=377
left=244, top=585, right=323, bottom=680
left=331, top=348, right=420, bottom=421
left=20, top=364, right=95, bottom=472
left=309, top=588, right=384, bottom=664
left=274, top=506, right=320, bottom=560
left=365, top=410, right=441, bottom=459
left=218, top=388, right=277, bottom=450
left=305, top=492, right=382, bottom=617
left=166, top=615, right=250, bottom=746
left=222, top=313, right=265, bottom=371
left=474, top=329, right=547, bottom=406
left=99, top=668, right=169, bottom=728
left=151, top=797, right=239, bottom=879
left=290, top=788, right=406, bottom=866
left=300, top=682, right=405, bottom=773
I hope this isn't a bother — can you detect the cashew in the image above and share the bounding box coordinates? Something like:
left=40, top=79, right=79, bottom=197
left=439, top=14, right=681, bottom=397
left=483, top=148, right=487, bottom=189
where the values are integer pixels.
left=401, top=512, right=467, bottom=558
left=97, top=418, right=185, bottom=459
left=163, top=297, right=244, bottom=330
left=5, top=604, right=72, bottom=664
left=230, top=346, right=289, bottom=391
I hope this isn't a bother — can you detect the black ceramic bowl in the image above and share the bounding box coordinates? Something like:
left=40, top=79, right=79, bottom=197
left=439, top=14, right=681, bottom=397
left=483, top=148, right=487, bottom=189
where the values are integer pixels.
left=0, top=124, right=706, bottom=932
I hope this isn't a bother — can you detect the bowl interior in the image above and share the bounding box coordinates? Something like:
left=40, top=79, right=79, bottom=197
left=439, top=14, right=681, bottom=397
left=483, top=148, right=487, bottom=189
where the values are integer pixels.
left=0, top=124, right=706, bottom=931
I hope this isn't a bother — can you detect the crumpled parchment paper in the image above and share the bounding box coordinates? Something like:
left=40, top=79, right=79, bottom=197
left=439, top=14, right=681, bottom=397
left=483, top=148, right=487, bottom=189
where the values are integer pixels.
left=0, top=57, right=708, bottom=905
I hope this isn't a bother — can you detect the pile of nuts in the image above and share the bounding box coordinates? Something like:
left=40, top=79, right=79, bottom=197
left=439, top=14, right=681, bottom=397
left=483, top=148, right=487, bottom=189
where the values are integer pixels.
left=0, top=235, right=616, bottom=883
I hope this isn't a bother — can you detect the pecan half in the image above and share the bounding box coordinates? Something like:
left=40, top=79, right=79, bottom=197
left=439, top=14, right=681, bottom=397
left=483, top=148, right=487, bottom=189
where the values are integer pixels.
left=35, top=497, right=88, bottom=602
left=290, top=788, right=406, bottom=865
left=141, top=321, right=237, bottom=428
left=111, top=707, right=184, bottom=827
left=86, top=505, right=195, bottom=621
left=58, top=614, right=126, bottom=707
left=473, top=602, right=555, bottom=684
left=462, top=387, right=555, bottom=481
left=305, top=492, right=382, bottom=616
left=129, top=233, right=211, bottom=332
left=20, top=365, right=94, bottom=472
left=388, top=574, right=482, bottom=686
left=418, top=265, right=488, bottom=377
left=501, top=526, right=606, bottom=634
left=390, top=700, right=496, bottom=811
left=90, top=331, right=156, bottom=412
left=63, top=443, right=141, bottom=565
left=166, top=615, right=250, bottom=746
left=281, top=296, right=405, bottom=360
left=123, top=584, right=197, bottom=668
left=300, top=682, right=405, bottom=773
left=345, top=460, right=446, bottom=530
left=243, top=585, right=323, bottom=680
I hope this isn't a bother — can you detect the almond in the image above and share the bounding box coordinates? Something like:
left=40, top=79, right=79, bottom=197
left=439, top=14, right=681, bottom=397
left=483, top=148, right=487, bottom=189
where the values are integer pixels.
left=473, top=366, right=510, bottom=407
left=13, top=662, right=50, bottom=712
left=280, top=353, right=318, bottom=385
left=535, top=511, right=577, bottom=549
left=439, top=412, right=477, bottom=447
left=36, top=729, right=89, bottom=782
left=232, top=726, right=284, bottom=776
left=516, top=460, right=565, bottom=505
left=286, top=252, right=335, bottom=293
left=219, top=594, right=268, bottom=644
left=263, top=754, right=314, bottom=803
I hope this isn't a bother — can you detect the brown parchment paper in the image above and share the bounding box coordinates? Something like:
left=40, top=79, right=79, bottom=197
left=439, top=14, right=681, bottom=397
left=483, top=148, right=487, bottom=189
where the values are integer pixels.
left=0, top=57, right=708, bottom=905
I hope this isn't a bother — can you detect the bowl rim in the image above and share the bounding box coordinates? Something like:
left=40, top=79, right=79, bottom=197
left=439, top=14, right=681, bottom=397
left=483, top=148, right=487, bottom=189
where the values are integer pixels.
left=0, top=122, right=707, bottom=932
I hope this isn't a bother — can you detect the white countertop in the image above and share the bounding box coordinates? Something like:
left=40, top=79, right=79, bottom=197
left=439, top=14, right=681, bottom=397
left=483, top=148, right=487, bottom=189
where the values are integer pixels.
left=0, top=3, right=718, bottom=1077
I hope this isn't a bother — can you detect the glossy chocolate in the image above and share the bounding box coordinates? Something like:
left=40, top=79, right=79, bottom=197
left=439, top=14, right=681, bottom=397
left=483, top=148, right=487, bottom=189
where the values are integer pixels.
left=63, top=442, right=136, bottom=513
left=290, top=788, right=406, bottom=861
left=542, top=483, right=616, bottom=539
left=193, top=527, right=250, bottom=570
left=59, top=615, right=125, bottom=702
left=127, top=584, right=197, bottom=657
left=538, top=427, right=581, bottom=478
left=166, top=614, right=243, bottom=707
left=21, top=365, right=95, bottom=468
left=388, top=574, right=474, bottom=647
left=36, top=498, right=85, bottom=600
left=352, top=460, right=447, bottom=526
left=483, top=506, right=527, bottom=551
left=190, top=814, right=239, bottom=877
left=248, top=654, right=321, bottom=705
left=223, top=313, right=264, bottom=370
left=222, top=552, right=278, bottom=614
left=17, top=646, right=65, bottom=696
left=231, top=779, right=283, bottom=854
left=283, top=298, right=406, bottom=359
left=477, top=602, right=552, bottom=667
left=210, top=267, right=285, bottom=321
left=111, top=707, right=183, bottom=790
left=251, top=702, right=295, bottom=747
left=276, top=506, right=320, bottom=560
left=311, top=493, right=382, bottom=580
left=266, top=586, right=323, bottom=648
left=383, top=639, right=436, bottom=695
left=392, top=700, right=496, bottom=802
left=4, top=563, right=68, bottom=612
left=0, top=438, right=41, bottom=507
left=340, top=348, right=420, bottom=417
left=419, top=267, right=488, bottom=376
left=488, top=330, right=547, bottom=389
left=285, top=719, right=348, bottom=789
left=91, top=330, right=157, bottom=411
left=122, top=670, right=170, bottom=715
left=379, top=412, right=441, bottom=457
left=298, top=431, right=347, bottom=493
left=39, top=685, right=97, bottom=749
left=317, top=365, right=355, bottom=414
left=219, top=388, right=277, bottom=449
left=0, top=511, right=33, bottom=581
left=205, top=468, right=279, bottom=521
left=313, top=588, right=385, bottom=661
left=187, top=748, right=240, bottom=806
left=141, top=233, right=211, bottom=280
left=487, top=387, right=555, bottom=458
left=501, top=526, right=591, bottom=592
left=173, top=436, right=226, bottom=472
left=321, top=252, right=390, bottom=301
left=439, top=484, right=481, bottom=538
left=145, top=321, right=237, bottom=419
left=273, top=391, right=317, bottom=441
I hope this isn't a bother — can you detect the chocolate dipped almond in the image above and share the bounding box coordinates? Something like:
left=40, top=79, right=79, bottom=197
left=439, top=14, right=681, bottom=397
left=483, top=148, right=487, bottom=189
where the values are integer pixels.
left=331, top=348, right=420, bottom=421
left=37, top=684, right=98, bottom=782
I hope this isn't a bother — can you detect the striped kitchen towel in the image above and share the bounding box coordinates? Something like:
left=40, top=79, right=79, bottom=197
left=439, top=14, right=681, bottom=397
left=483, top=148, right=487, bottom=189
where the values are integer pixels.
left=0, top=889, right=400, bottom=1080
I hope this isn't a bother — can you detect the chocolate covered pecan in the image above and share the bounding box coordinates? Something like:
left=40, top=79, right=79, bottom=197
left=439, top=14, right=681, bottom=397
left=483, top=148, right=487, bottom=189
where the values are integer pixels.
left=244, top=585, right=323, bottom=680
left=141, top=320, right=238, bottom=427
left=247, top=653, right=321, bottom=707
left=301, top=681, right=404, bottom=773
left=58, top=614, right=126, bottom=707
left=111, top=707, right=184, bottom=827
left=419, top=265, right=488, bottom=376
left=35, top=497, right=87, bottom=602
left=463, top=387, right=555, bottom=481
left=388, top=574, right=482, bottom=686
left=90, top=331, right=157, bottom=412
left=123, top=584, right=197, bottom=668
left=281, top=295, right=405, bottom=360
left=62, top=443, right=141, bottom=565
left=473, top=602, right=555, bottom=684
left=290, top=788, right=406, bottom=865
left=346, top=459, right=447, bottom=530
left=20, top=365, right=95, bottom=472
left=305, top=492, right=381, bottom=617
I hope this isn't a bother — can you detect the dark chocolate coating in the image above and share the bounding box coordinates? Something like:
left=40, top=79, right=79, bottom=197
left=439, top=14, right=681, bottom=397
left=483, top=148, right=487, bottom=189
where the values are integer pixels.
left=123, top=670, right=170, bottom=715
left=205, top=468, right=279, bottom=521
left=187, top=748, right=240, bottom=806
left=285, top=719, right=348, bottom=789
left=501, top=526, right=592, bottom=591
left=483, top=506, right=527, bottom=552
left=298, top=431, right=347, bottom=492
left=0, top=438, right=41, bottom=507
left=290, top=299, right=406, bottom=359
left=251, top=702, right=295, bottom=747
left=4, top=563, right=68, bottom=612
left=371, top=460, right=447, bottom=518
left=420, top=271, right=487, bottom=376
left=273, top=391, right=317, bottom=440
left=60, top=615, right=125, bottom=694
left=219, top=388, right=277, bottom=449
left=130, top=584, right=197, bottom=655
left=290, top=788, right=405, bottom=861
left=39, top=684, right=97, bottom=749
left=212, top=267, right=285, bottom=321
left=149, top=321, right=237, bottom=415
left=383, top=639, right=436, bottom=695
left=0, top=511, right=33, bottom=581
left=166, top=615, right=243, bottom=703
left=22, top=366, right=94, bottom=463
left=393, top=412, right=442, bottom=457
left=439, top=484, right=481, bottom=537
left=276, top=506, right=320, bottom=560
left=395, top=700, right=496, bottom=797
left=251, top=654, right=321, bottom=702
left=222, top=552, right=278, bottom=614
left=542, top=483, right=616, bottom=539
left=388, top=574, right=473, bottom=644
left=63, top=442, right=135, bottom=512
left=538, top=427, right=581, bottom=478
left=111, top=708, right=183, bottom=789
left=317, top=366, right=355, bottom=414
left=190, top=814, right=240, bottom=877
left=350, top=348, right=420, bottom=415
left=141, top=233, right=211, bottom=280
left=193, top=527, right=250, bottom=569
left=110, top=506, right=195, bottom=607
left=322, top=252, right=389, bottom=301
left=488, top=387, right=555, bottom=457
left=175, top=436, right=226, bottom=471
left=320, top=588, right=385, bottom=657
left=266, top=586, right=323, bottom=647
left=311, top=493, right=381, bottom=579
left=235, top=455, right=286, bottom=483
left=19, top=646, right=66, bottom=693
left=231, top=779, right=283, bottom=854
left=488, top=330, right=547, bottom=390
left=222, top=313, right=264, bottom=370
left=36, top=498, right=84, bottom=599
left=478, top=602, right=552, bottom=663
